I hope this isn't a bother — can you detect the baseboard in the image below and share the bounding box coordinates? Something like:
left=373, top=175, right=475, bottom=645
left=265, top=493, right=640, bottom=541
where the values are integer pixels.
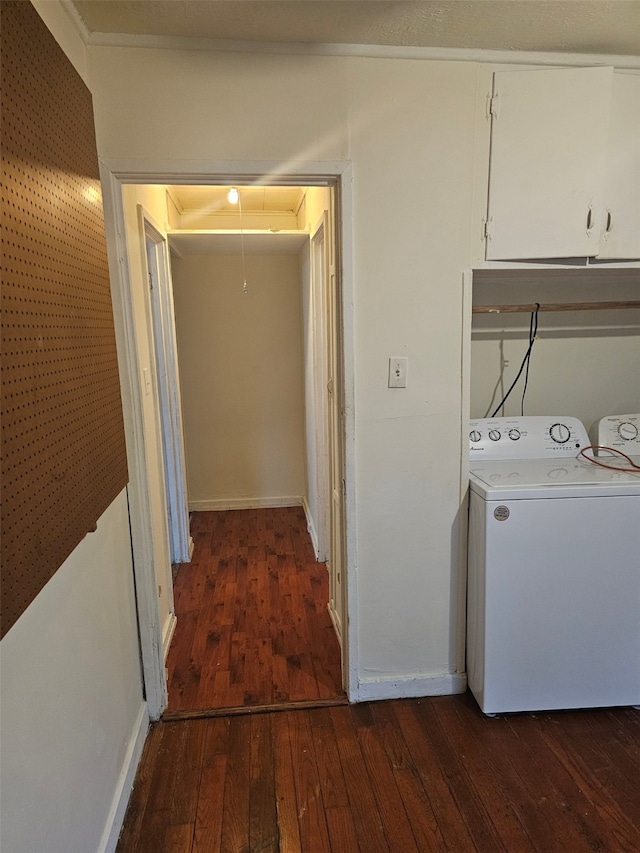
left=163, top=612, right=177, bottom=660
left=301, top=497, right=320, bottom=558
left=99, top=702, right=149, bottom=853
left=188, top=496, right=303, bottom=511
left=357, top=671, right=467, bottom=702
left=188, top=536, right=195, bottom=559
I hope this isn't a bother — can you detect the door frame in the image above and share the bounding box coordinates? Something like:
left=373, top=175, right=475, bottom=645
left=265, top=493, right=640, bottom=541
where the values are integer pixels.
left=140, top=207, right=192, bottom=565
left=100, top=159, right=358, bottom=714
left=309, top=213, right=330, bottom=561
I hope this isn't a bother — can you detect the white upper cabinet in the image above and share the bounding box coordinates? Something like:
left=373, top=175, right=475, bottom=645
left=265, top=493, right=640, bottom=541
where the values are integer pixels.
left=485, top=66, right=639, bottom=262
left=598, top=73, right=640, bottom=259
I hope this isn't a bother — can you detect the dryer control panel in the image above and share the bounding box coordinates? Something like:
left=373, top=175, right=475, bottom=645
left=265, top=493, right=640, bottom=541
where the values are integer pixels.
left=589, top=414, right=640, bottom=454
left=469, top=416, right=589, bottom=460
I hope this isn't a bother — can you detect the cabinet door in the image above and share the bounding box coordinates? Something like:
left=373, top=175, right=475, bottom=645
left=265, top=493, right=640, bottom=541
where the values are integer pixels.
left=598, top=73, right=640, bottom=259
left=486, top=66, right=613, bottom=261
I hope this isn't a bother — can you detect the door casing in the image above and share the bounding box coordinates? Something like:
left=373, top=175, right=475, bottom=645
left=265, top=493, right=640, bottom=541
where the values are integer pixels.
left=100, top=159, right=358, bottom=717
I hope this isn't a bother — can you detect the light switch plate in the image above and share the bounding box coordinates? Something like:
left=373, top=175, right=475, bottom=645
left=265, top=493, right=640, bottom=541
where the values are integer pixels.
left=388, top=357, right=408, bottom=388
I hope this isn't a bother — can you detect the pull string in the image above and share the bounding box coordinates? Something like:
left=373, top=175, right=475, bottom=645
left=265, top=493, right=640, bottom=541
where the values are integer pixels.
left=239, top=191, right=248, bottom=295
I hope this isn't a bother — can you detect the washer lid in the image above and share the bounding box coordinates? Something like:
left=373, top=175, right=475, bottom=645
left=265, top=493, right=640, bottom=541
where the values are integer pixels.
left=469, top=456, right=640, bottom=500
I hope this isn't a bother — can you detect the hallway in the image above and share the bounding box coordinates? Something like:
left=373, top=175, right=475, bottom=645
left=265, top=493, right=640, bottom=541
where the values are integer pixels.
left=165, top=507, right=344, bottom=715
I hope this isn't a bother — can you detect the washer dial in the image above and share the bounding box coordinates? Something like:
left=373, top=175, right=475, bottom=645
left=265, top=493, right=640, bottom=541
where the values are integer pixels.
left=549, top=423, right=571, bottom=444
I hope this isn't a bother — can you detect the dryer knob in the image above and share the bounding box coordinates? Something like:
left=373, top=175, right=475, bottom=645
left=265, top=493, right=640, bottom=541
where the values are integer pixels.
left=618, top=422, right=639, bottom=441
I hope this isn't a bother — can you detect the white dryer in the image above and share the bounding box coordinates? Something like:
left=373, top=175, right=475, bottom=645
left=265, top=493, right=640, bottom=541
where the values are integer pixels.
left=467, top=416, right=640, bottom=715
left=589, top=413, right=640, bottom=456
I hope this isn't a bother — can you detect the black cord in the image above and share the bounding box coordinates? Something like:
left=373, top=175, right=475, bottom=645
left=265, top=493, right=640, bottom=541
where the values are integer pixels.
left=490, top=304, right=540, bottom=418
left=520, top=306, right=539, bottom=415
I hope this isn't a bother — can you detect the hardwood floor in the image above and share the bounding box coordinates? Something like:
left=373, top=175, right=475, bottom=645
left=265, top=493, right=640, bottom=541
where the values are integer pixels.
left=165, top=507, right=344, bottom=714
left=117, top=693, right=640, bottom=852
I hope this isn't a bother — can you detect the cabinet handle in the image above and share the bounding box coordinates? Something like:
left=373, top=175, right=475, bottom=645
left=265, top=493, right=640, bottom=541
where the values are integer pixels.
left=605, top=210, right=613, bottom=233
left=586, top=206, right=594, bottom=232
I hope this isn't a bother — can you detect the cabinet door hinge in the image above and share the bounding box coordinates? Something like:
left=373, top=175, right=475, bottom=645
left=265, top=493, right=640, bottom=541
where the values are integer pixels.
left=489, top=94, right=500, bottom=119
left=482, top=218, right=494, bottom=242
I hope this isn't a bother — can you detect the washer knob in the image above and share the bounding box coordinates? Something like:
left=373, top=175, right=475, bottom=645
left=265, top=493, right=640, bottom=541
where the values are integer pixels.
left=618, top=422, right=639, bottom=441
left=508, top=429, right=521, bottom=440
left=488, top=429, right=501, bottom=441
left=549, top=423, right=571, bottom=444
left=469, top=430, right=482, bottom=443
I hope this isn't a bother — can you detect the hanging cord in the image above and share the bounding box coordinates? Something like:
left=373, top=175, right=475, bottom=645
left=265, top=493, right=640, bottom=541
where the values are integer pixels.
left=520, top=305, right=538, bottom=415
left=490, top=304, right=540, bottom=418
left=238, top=192, right=248, bottom=294
left=578, top=445, right=640, bottom=474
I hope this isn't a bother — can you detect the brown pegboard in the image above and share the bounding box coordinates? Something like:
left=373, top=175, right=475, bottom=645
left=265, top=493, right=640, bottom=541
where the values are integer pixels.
left=1, top=1, right=128, bottom=638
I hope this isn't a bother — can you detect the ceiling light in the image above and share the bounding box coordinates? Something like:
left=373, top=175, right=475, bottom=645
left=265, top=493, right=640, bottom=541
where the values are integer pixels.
left=228, top=187, right=239, bottom=205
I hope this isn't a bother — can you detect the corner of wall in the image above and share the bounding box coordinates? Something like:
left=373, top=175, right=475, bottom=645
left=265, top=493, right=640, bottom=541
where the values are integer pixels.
left=31, top=0, right=90, bottom=86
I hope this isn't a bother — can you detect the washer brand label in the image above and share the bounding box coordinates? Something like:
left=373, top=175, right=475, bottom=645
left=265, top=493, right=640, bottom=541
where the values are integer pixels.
left=494, top=505, right=510, bottom=521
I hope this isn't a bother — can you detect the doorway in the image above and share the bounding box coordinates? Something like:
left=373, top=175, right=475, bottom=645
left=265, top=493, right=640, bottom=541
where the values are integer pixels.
left=165, top=183, right=343, bottom=712
left=101, top=164, right=356, bottom=719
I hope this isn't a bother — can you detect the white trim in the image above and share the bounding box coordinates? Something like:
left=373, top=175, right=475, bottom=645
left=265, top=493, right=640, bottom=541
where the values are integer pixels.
left=83, top=30, right=640, bottom=70
left=301, top=496, right=320, bottom=559
left=100, top=170, right=168, bottom=722
left=189, top=496, right=303, bottom=512
left=455, top=269, right=474, bottom=677
left=338, top=163, right=358, bottom=702
left=310, top=214, right=330, bottom=562
left=327, top=601, right=342, bottom=647
left=58, top=0, right=91, bottom=44
left=358, top=672, right=468, bottom=703
left=99, top=160, right=354, bottom=184
left=98, top=702, right=149, bottom=853
left=162, top=612, right=177, bottom=661
left=140, top=207, right=192, bottom=564
left=99, top=158, right=358, bottom=704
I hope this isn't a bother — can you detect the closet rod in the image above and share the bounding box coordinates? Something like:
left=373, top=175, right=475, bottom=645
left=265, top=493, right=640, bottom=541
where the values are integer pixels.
left=473, top=301, right=640, bottom=314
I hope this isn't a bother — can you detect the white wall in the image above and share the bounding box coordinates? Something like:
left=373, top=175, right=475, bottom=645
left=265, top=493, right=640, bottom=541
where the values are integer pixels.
left=471, top=276, right=640, bottom=425
left=0, top=8, right=148, bottom=852
left=171, top=252, right=307, bottom=508
left=87, top=39, right=638, bottom=698
left=471, top=322, right=640, bottom=425
left=0, top=492, right=145, bottom=853
left=88, top=44, right=481, bottom=696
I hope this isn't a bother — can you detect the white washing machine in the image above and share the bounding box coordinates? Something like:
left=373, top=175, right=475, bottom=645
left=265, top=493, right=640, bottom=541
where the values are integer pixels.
left=467, top=416, right=640, bottom=715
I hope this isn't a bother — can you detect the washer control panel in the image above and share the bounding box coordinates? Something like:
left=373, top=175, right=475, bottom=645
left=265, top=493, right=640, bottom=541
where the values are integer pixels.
left=589, top=414, right=640, bottom=454
left=469, top=416, right=589, bottom=459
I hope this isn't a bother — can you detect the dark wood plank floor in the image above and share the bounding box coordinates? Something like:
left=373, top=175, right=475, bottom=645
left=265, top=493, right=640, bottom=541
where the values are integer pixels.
left=117, top=693, right=640, bottom=852
left=165, top=507, right=344, bottom=714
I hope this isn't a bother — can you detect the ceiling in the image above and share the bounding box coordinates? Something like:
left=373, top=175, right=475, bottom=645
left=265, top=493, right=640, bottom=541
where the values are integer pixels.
left=68, top=1, right=640, bottom=57
left=169, top=231, right=308, bottom=255
left=170, top=185, right=305, bottom=214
